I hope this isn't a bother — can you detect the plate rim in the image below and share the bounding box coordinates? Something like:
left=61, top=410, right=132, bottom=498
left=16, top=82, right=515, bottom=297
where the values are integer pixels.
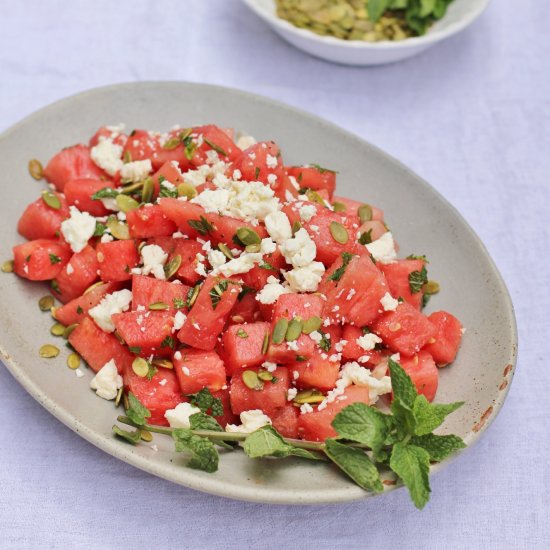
left=0, top=81, right=518, bottom=504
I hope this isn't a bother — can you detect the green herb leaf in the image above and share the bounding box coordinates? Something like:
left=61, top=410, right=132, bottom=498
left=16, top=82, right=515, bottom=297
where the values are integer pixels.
left=91, top=187, right=118, bottom=200
left=368, top=0, right=391, bottom=22
left=324, top=439, right=383, bottom=493
left=390, top=443, right=431, bottom=509
left=188, top=215, right=214, bottom=236
left=172, top=428, right=219, bottom=473
left=49, top=254, right=61, bottom=265
left=113, top=425, right=142, bottom=445
left=159, top=184, right=178, bottom=198
left=189, top=412, right=224, bottom=432
left=238, top=285, right=254, bottom=301
left=358, top=229, right=373, bottom=245
left=183, top=135, right=196, bottom=161
left=126, top=392, right=151, bottom=426
left=318, top=330, right=331, bottom=352
left=409, top=265, right=428, bottom=294
left=258, top=262, right=275, bottom=270
left=310, top=163, right=337, bottom=174
left=328, top=252, right=354, bottom=282
left=188, top=387, right=224, bottom=417
left=173, top=297, right=185, bottom=309
left=391, top=396, right=417, bottom=437
left=93, top=222, right=107, bottom=237
left=410, top=433, right=466, bottom=462
left=412, top=395, right=464, bottom=436
left=146, top=364, right=158, bottom=381
left=209, top=280, right=229, bottom=309
left=388, top=359, right=417, bottom=408
left=160, top=335, right=174, bottom=348
left=204, top=138, right=228, bottom=157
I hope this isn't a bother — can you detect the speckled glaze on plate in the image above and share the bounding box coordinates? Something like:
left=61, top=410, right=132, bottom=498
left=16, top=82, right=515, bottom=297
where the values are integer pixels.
left=0, top=82, right=517, bottom=504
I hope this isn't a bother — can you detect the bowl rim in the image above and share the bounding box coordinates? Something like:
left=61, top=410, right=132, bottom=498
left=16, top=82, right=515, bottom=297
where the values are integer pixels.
left=0, top=81, right=517, bottom=505
left=241, top=0, right=492, bottom=50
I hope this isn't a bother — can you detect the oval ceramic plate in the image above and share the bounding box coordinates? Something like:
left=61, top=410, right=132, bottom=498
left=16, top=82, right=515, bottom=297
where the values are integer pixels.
left=0, top=82, right=516, bottom=504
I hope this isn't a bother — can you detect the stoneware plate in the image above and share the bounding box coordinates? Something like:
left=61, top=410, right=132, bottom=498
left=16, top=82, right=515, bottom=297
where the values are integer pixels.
left=241, top=0, right=491, bottom=66
left=0, top=82, right=516, bottom=504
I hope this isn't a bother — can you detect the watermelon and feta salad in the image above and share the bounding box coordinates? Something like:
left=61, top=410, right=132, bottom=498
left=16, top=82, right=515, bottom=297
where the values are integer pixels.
left=7, top=123, right=467, bottom=508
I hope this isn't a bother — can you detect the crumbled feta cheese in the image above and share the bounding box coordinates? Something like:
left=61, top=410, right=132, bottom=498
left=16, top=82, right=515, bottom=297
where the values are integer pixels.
left=206, top=149, right=220, bottom=164
left=164, top=402, right=201, bottom=429
left=266, top=154, right=278, bottom=169
left=262, top=361, right=277, bottom=372
left=284, top=261, right=325, bottom=292
left=194, top=252, right=208, bottom=277
left=366, top=232, right=397, bottom=264
left=390, top=353, right=401, bottom=362
left=340, top=363, right=392, bottom=403
left=232, top=169, right=242, bottom=180
left=267, top=173, right=278, bottom=185
left=65, top=263, right=74, bottom=275
left=225, top=180, right=280, bottom=223
left=117, top=211, right=126, bottom=221
left=264, top=211, right=292, bottom=243
left=141, top=244, right=168, bottom=280
left=174, top=351, right=182, bottom=361
left=90, top=360, right=123, bottom=400
left=61, top=206, right=96, bottom=253
left=236, top=135, right=256, bottom=150
left=287, top=340, right=299, bottom=351
left=75, top=368, right=85, bottom=378
left=358, top=355, right=371, bottom=363
left=218, top=252, right=261, bottom=277
left=208, top=249, right=227, bottom=270
left=356, top=332, right=383, bottom=351
left=173, top=310, right=187, bottom=331
left=182, top=367, right=190, bottom=376
left=159, top=378, right=167, bottom=386
left=260, top=238, right=277, bottom=255
left=225, top=410, right=272, bottom=433
left=256, top=277, right=291, bottom=305
left=299, top=204, right=317, bottom=222
left=90, top=139, right=123, bottom=176
left=287, top=388, right=298, bottom=401
left=100, top=233, right=114, bottom=243
left=100, top=197, right=120, bottom=212
left=89, top=289, right=132, bottom=332
left=183, top=164, right=213, bottom=187
left=309, top=331, right=323, bottom=344
left=300, top=403, right=314, bottom=414
left=120, top=159, right=152, bottom=183
left=380, top=292, right=399, bottom=312
left=280, top=228, right=316, bottom=267
left=293, top=370, right=300, bottom=380
left=192, top=188, right=231, bottom=213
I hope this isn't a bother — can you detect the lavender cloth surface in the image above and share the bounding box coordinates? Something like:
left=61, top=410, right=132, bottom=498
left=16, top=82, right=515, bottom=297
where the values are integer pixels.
left=0, top=1, right=548, bottom=548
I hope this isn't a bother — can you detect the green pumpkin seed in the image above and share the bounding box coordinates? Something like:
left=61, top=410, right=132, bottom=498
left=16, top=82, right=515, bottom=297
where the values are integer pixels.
left=305, top=189, right=325, bottom=206
left=67, top=353, right=81, bottom=370
left=50, top=323, right=66, bottom=337
left=83, top=281, right=105, bottom=295
left=132, top=357, right=149, bottom=377
left=242, top=370, right=263, bottom=391
left=302, top=316, right=322, bottom=334
left=245, top=243, right=261, bottom=253
left=257, top=369, right=274, bottom=381
left=187, top=284, right=201, bottom=308
left=123, top=392, right=130, bottom=410
left=358, top=204, right=373, bottom=223
left=38, top=295, right=55, bottom=311
left=177, top=182, right=198, bottom=200
left=149, top=301, right=169, bottom=311
left=218, top=243, right=234, bottom=260
left=106, top=218, right=130, bottom=240
left=235, top=227, right=261, bottom=246
left=293, top=389, right=325, bottom=404
left=332, top=201, right=347, bottom=212
left=1, top=260, right=14, bottom=273
left=115, top=387, right=124, bottom=407
left=42, top=191, right=61, bottom=210
left=329, top=221, right=349, bottom=244
left=121, top=180, right=144, bottom=194
left=28, top=159, right=44, bottom=180
left=423, top=280, right=440, bottom=295
left=162, top=137, right=181, bottom=150
left=116, top=194, right=139, bottom=213
left=261, top=331, right=270, bottom=354
left=140, top=430, right=154, bottom=442
left=152, top=358, right=174, bottom=370
left=39, top=344, right=60, bottom=358
left=164, top=255, right=181, bottom=280
left=63, top=323, right=78, bottom=339
left=272, top=318, right=289, bottom=345
left=285, top=318, right=303, bottom=341
left=141, top=177, right=155, bottom=203
left=291, top=220, right=302, bottom=235
left=123, top=150, right=132, bottom=164
left=236, top=328, right=249, bottom=339
left=50, top=306, right=58, bottom=320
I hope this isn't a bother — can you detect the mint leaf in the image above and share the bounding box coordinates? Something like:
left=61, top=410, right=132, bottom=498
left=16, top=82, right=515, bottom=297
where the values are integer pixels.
left=93, top=222, right=107, bottom=237
left=390, top=443, right=431, bottom=509
left=331, top=402, right=389, bottom=456
left=409, top=266, right=428, bottom=294
left=328, top=252, right=354, bottom=282
left=126, top=392, right=151, bottom=426
left=324, top=439, right=383, bottom=493
left=112, top=425, right=142, bottom=445
left=368, top=0, right=391, bottom=22
left=188, top=216, right=214, bottom=236
left=172, top=429, right=219, bottom=473
left=91, top=187, right=118, bottom=200
left=388, top=359, right=417, bottom=408
left=189, top=412, right=223, bottom=432
left=413, top=395, right=464, bottom=436
left=411, top=434, right=466, bottom=462
left=391, top=396, right=417, bottom=437
left=188, top=388, right=224, bottom=417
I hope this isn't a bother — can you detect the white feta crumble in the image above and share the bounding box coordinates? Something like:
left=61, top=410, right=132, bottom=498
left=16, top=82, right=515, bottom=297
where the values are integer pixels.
left=218, top=252, right=262, bottom=277
left=140, top=244, right=168, bottom=280
left=227, top=180, right=280, bottom=223
left=284, top=261, right=325, bottom=292
left=267, top=173, right=278, bottom=185
left=287, top=340, right=299, bottom=351
left=356, top=332, right=383, bottom=351
left=293, top=370, right=300, bottom=380
left=90, top=139, right=123, bottom=176
left=380, top=292, right=399, bottom=312
left=299, top=204, right=317, bottom=222
left=208, top=249, right=227, bottom=270
left=174, top=351, right=182, bottom=361
left=173, top=310, right=187, bottom=331
left=287, top=388, right=298, bottom=401
left=300, top=403, right=314, bottom=414
left=90, top=360, right=122, bottom=400
left=236, top=135, right=256, bottom=150
left=89, top=289, right=132, bottom=333
left=120, top=159, right=152, bottom=183
left=192, top=188, right=231, bottom=213
left=280, top=228, right=316, bottom=267
left=232, top=169, right=242, bottom=180
left=358, top=355, right=371, bottom=363
left=225, top=410, right=272, bottom=434
left=309, top=331, right=323, bottom=344
left=194, top=252, right=208, bottom=277
left=100, top=233, right=114, bottom=243
left=60, top=206, right=96, bottom=253
left=159, top=378, right=168, bottom=386
left=266, top=154, right=278, bottom=169
left=264, top=211, right=292, bottom=243
left=260, top=238, right=277, bottom=255
left=366, top=232, right=397, bottom=264
left=340, top=363, right=392, bottom=404
left=75, top=368, right=85, bottom=378
left=182, top=367, right=190, bottom=376
left=164, top=402, right=201, bottom=429
left=390, top=353, right=401, bottom=362
left=66, top=263, right=74, bottom=276
left=256, top=276, right=291, bottom=305
left=262, top=361, right=278, bottom=372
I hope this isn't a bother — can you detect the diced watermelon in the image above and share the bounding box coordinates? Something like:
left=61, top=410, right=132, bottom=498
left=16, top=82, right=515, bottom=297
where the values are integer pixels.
left=423, top=311, right=463, bottom=365
left=400, top=351, right=439, bottom=401
left=271, top=404, right=300, bottom=439
left=221, top=321, right=269, bottom=374
left=379, top=259, right=425, bottom=310
left=286, top=165, right=336, bottom=198
left=122, top=130, right=159, bottom=164
left=239, top=249, right=287, bottom=291
left=17, top=192, right=69, bottom=240
left=151, top=159, right=187, bottom=198
left=96, top=240, right=139, bottom=282
left=89, top=126, right=128, bottom=148
left=189, top=125, right=241, bottom=166
left=157, top=198, right=207, bottom=240
left=13, top=239, right=71, bottom=281
left=64, top=178, right=113, bottom=217
left=332, top=196, right=384, bottom=221
left=228, top=291, right=261, bottom=324
left=340, top=324, right=383, bottom=366
left=173, top=348, right=226, bottom=394
left=131, top=274, right=190, bottom=312
left=211, top=388, right=239, bottom=428
left=127, top=205, right=177, bottom=239
left=357, top=220, right=387, bottom=243
left=290, top=349, right=340, bottom=392
left=150, top=134, right=193, bottom=172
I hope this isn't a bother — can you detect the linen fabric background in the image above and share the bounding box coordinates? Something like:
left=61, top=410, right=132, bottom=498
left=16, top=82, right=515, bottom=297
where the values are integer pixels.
left=0, top=1, right=548, bottom=548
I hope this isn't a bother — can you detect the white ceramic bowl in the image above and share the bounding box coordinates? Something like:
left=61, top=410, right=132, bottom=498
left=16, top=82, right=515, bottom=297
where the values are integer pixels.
left=241, top=0, right=491, bottom=65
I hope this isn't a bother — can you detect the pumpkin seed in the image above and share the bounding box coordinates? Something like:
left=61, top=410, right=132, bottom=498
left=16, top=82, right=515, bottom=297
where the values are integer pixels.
left=177, top=182, right=198, bottom=200
left=162, top=137, right=181, bottom=150
left=38, top=295, right=55, bottom=311
left=149, top=301, right=169, bottom=311
left=141, top=177, right=155, bottom=203
left=293, top=389, right=325, bottom=404
left=152, top=358, right=174, bottom=370
left=423, top=280, right=440, bottom=295
left=245, top=243, right=261, bottom=253
left=83, top=281, right=105, bottom=295
left=123, top=150, right=132, bottom=164
left=262, top=331, right=270, bottom=354
left=123, top=392, right=130, bottom=410
left=41, top=191, right=61, bottom=210
left=121, top=180, right=144, bottom=194
left=329, top=221, right=349, bottom=244
left=115, top=387, right=124, bottom=407
left=116, top=194, right=139, bottom=212
left=1, top=260, right=14, bottom=273
left=140, top=430, right=153, bottom=442
left=39, top=344, right=60, bottom=359
left=218, top=243, right=234, bottom=260
left=332, top=201, right=347, bottom=212
left=235, top=227, right=261, bottom=246
left=302, top=316, right=322, bottom=334
left=50, top=306, right=58, bottom=319
left=285, top=318, right=303, bottom=341
left=187, top=284, right=200, bottom=308
left=62, top=323, right=78, bottom=339
left=28, top=158, right=44, bottom=180
left=242, top=370, right=263, bottom=391
left=305, top=189, right=325, bottom=206
left=358, top=204, right=373, bottom=223
left=164, top=255, right=181, bottom=279
left=257, top=369, right=274, bottom=381
left=272, top=318, right=289, bottom=344
left=291, top=220, right=302, bottom=235
left=50, top=323, right=66, bottom=337
left=132, top=357, right=149, bottom=377
left=106, top=218, right=130, bottom=240
left=67, top=353, right=81, bottom=370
